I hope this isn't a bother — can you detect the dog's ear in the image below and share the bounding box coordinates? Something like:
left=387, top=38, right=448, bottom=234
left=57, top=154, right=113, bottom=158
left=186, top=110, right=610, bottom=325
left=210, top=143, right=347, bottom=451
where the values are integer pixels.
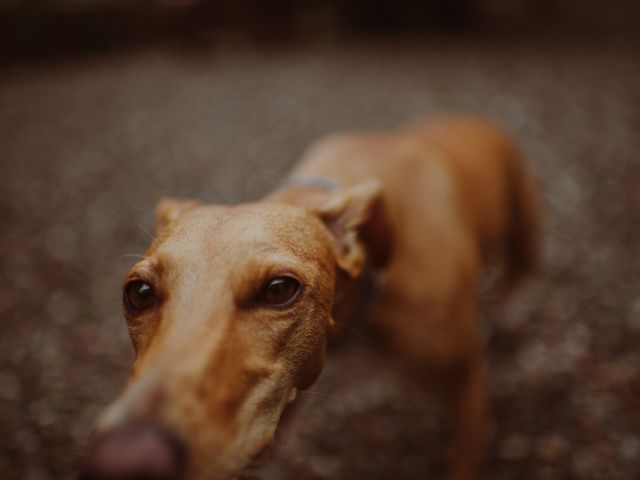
left=314, top=179, right=392, bottom=278
left=155, top=197, right=201, bottom=233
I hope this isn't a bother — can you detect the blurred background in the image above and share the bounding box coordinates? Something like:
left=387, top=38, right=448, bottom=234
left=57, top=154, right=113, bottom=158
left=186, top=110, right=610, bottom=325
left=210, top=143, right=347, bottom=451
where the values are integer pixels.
left=1, top=1, right=639, bottom=479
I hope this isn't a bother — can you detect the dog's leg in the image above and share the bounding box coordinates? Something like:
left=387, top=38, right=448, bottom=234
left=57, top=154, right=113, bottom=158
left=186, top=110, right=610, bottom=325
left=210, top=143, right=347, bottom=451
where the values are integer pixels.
left=447, top=353, right=488, bottom=480
left=374, top=291, right=488, bottom=480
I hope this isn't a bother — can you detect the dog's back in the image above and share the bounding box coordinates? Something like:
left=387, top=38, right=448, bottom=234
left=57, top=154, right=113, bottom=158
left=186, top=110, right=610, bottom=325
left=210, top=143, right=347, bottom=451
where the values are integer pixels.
left=408, top=116, right=540, bottom=294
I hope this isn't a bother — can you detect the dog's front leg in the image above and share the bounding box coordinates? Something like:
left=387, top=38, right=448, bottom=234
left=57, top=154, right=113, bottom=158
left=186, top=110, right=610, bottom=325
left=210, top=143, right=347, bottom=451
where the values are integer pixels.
left=438, top=291, right=488, bottom=480
left=447, top=353, right=488, bottom=480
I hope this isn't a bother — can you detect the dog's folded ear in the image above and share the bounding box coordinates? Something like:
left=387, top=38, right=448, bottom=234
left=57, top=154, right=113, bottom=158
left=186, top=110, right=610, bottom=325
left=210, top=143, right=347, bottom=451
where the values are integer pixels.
left=314, top=179, right=392, bottom=278
left=155, top=197, right=201, bottom=233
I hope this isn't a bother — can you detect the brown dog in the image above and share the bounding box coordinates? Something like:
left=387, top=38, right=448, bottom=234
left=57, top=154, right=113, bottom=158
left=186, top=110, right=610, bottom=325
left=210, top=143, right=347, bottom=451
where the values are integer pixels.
left=81, top=115, right=538, bottom=480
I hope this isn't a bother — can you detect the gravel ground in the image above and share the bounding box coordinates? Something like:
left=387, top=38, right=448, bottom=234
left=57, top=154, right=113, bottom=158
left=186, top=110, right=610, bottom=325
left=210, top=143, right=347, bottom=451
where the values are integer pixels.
left=1, top=35, right=639, bottom=480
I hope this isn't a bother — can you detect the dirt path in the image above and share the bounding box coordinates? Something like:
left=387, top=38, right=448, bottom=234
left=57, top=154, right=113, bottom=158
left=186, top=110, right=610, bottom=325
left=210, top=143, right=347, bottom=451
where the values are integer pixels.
left=1, top=36, right=639, bottom=479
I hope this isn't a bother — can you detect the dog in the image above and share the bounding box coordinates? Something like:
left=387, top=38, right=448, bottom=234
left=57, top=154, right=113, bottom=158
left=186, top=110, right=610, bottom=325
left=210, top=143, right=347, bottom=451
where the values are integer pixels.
left=80, top=114, right=539, bottom=480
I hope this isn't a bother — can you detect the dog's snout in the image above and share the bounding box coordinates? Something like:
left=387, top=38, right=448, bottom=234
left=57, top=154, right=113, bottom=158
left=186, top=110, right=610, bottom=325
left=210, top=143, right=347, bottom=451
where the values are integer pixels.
left=80, top=422, right=186, bottom=480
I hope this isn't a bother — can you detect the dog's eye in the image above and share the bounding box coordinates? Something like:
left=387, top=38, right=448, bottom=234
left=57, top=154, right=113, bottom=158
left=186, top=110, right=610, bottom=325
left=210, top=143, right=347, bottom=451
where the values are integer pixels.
left=260, top=277, right=301, bottom=307
left=124, top=280, right=156, bottom=313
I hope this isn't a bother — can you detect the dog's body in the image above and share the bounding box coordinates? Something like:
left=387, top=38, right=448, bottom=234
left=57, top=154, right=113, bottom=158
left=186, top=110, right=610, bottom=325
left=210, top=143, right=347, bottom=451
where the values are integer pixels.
left=82, top=115, right=538, bottom=480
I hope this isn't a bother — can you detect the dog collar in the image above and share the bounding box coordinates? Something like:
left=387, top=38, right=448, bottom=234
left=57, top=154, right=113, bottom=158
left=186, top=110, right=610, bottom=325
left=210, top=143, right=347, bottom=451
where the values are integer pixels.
left=277, top=175, right=342, bottom=192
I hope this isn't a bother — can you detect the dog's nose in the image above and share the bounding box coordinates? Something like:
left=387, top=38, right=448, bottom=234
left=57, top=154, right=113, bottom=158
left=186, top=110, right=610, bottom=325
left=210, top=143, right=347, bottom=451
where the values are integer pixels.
left=80, top=421, right=186, bottom=480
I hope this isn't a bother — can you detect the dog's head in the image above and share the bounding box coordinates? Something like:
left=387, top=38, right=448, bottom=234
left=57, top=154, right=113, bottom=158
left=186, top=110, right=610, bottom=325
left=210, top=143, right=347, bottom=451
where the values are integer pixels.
left=81, top=180, right=390, bottom=480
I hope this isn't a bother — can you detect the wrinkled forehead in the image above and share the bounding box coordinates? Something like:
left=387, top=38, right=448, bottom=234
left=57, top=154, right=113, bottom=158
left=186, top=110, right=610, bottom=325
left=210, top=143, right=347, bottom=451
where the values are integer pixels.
left=146, top=203, right=332, bottom=273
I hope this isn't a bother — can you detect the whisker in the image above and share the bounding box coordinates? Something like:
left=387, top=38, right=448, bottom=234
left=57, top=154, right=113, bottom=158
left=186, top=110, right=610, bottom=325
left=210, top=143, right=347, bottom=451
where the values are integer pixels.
left=300, top=389, right=340, bottom=400
left=333, top=321, right=374, bottom=344
left=94, top=211, right=155, bottom=242
left=120, top=253, right=145, bottom=259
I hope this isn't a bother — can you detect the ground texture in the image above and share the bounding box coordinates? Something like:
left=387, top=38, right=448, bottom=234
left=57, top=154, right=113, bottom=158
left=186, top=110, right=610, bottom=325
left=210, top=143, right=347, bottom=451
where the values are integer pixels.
left=1, top=34, right=639, bottom=479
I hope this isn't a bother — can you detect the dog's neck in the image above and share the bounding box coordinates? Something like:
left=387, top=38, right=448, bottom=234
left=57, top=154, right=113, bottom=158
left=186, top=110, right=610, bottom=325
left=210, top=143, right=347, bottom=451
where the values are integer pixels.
left=329, top=264, right=380, bottom=345
left=266, top=176, right=379, bottom=344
